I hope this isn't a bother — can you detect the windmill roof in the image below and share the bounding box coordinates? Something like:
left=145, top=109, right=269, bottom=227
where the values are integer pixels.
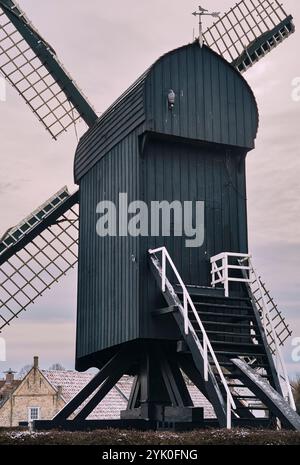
left=74, top=41, right=259, bottom=183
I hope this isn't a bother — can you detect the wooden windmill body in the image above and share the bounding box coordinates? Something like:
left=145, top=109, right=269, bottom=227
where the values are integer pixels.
left=0, top=0, right=299, bottom=430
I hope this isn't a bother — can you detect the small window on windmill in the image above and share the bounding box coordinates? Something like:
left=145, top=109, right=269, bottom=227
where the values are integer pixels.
left=28, top=407, right=40, bottom=421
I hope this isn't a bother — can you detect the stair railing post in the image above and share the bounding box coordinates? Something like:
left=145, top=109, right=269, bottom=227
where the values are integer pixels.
left=162, top=248, right=166, bottom=293
left=211, top=261, right=215, bottom=288
left=203, top=337, right=208, bottom=382
left=224, top=254, right=229, bottom=297
left=227, top=394, right=231, bottom=429
left=183, top=291, right=188, bottom=335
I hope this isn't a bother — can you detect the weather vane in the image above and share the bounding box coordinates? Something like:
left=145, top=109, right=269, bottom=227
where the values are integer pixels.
left=192, top=5, right=221, bottom=48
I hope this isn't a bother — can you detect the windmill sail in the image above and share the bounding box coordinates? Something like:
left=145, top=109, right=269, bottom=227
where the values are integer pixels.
left=0, top=187, right=79, bottom=331
left=0, top=0, right=97, bottom=139
left=203, top=0, right=295, bottom=73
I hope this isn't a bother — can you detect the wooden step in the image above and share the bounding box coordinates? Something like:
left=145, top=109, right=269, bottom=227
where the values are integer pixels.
left=192, top=302, right=252, bottom=311
left=236, top=406, right=269, bottom=410
left=214, top=361, right=270, bottom=369
left=197, top=320, right=259, bottom=329
left=190, top=311, right=255, bottom=320
left=196, top=338, right=264, bottom=350
left=214, top=372, right=270, bottom=380
left=202, top=330, right=262, bottom=340
left=174, top=286, right=249, bottom=302
left=173, top=284, right=225, bottom=298
left=214, top=350, right=267, bottom=357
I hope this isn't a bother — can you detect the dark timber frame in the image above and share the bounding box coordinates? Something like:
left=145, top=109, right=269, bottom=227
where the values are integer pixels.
left=35, top=342, right=206, bottom=431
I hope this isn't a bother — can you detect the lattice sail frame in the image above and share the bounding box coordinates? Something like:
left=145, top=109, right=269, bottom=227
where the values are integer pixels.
left=237, top=257, right=292, bottom=353
left=250, top=275, right=292, bottom=353
left=0, top=0, right=97, bottom=139
left=203, top=0, right=295, bottom=73
left=0, top=188, right=79, bottom=331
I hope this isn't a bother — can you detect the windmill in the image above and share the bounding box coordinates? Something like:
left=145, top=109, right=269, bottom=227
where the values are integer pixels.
left=0, top=0, right=299, bottom=431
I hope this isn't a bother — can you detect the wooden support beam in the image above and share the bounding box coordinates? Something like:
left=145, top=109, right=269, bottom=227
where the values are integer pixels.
left=74, top=371, right=125, bottom=421
left=151, top=306, right=178, bottom=316
left=53, top=347, right=134, bottom=422
left=127, top=375, right=140, bottom=410
left=159, top=352, right=193, bottom=408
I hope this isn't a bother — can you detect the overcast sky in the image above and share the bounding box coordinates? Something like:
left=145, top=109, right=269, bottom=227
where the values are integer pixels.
left=0, top=0, right=299, bottom=378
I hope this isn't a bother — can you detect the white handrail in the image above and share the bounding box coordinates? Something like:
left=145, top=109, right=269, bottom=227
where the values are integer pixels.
left=149, top=246, right=236, bottom=429
left=210, top=252, right=251, bottom=297
left=248, top=258, right=296, bottom=411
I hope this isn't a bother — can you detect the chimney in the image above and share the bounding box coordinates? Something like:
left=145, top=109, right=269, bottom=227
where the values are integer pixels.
left=57, top=385, right=63, bottom=397
left=4, top=368, right=15, bottom=384
left=33, top=356, right=39, bottom=369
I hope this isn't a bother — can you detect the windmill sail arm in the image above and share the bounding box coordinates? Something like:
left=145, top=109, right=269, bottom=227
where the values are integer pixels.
left=2, top=1, right=97, bottom=126
left=0, top=188, right=79, bottom=332
left=203, top=0, right=295, bottom=74
left=0, top=0, right=98, bottom=138
left=0, top=0, right=57, bottom=54
left=232, top=15, right=295, bottom=73
left=0, top=188, right=79, bottom=266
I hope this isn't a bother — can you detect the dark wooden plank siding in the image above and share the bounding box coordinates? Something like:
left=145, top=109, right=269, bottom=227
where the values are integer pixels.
left=75, top=42, right=258, bottom=361
left=76, top=130, right=141, bottom=359
left=74, top=79, right=146, bottom=182
left=139, top=137, right=248, bottom=338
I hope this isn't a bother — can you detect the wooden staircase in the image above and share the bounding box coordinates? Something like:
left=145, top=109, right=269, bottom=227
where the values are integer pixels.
left=149, top=247, right=300, bottom=430
left=174, top=286, right=280, bottom=428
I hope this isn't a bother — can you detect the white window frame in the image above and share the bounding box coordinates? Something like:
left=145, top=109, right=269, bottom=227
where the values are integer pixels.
left=28, top=406, right=40, bottom=422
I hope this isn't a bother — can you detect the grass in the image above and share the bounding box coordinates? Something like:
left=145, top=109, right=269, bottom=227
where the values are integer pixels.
left=0, top=428, right=300, bottom=445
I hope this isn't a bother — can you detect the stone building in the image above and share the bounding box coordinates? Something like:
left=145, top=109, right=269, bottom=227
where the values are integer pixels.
left=0, top=357, right=65, bottom=427
left=0, top=356, right=215, bottom=427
